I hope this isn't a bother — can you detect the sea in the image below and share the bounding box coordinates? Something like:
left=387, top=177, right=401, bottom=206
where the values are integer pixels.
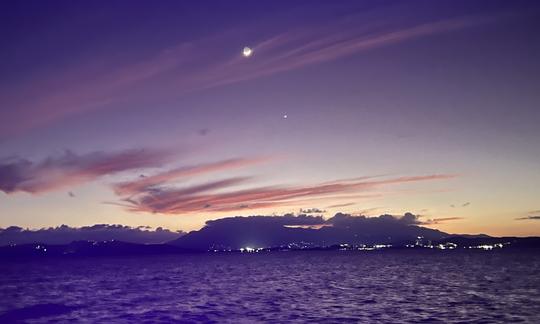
left=0, top=250, right=539, bottom=323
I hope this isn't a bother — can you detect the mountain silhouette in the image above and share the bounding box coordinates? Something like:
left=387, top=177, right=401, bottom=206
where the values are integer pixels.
left=170, top=213, right=450, bottom=250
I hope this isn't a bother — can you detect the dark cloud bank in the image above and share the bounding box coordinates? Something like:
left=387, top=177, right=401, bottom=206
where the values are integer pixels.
left=0, top=148, right=171, bottom=194
left=0, top=224, right=183, bottom=246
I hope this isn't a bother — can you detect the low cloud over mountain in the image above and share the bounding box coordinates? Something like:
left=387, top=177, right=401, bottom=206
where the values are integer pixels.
left=171, top=213, right=449, bottom=250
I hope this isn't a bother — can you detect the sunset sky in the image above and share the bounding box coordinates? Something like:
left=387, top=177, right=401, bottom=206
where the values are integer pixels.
left=1, top=0, right=539, bottom=236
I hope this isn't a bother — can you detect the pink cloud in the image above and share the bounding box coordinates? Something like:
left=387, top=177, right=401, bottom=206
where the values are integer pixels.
left=0, top=149, right=174, bottom=194
left=122, top=174, right=456, bottom=215
left=0, top=12, right=501, bottom=137
left=326, top=202, right=356, bottom=209
left=113, top=156, right=271, bottom=196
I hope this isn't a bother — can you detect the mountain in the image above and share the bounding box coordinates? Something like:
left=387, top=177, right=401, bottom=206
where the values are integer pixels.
left=3, top=214, right=537, bottom=258
left=170, top=213, right=451, bottom=250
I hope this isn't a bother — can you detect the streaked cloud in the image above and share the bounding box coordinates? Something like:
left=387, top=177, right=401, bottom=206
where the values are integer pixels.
left=121, top=174, right=456, bottom=215
left=0, top=149, right=173, bottom=194
left=515, top=216, right=540, bottom=221
left=422, top=217, right=463, bottom=225
left=451, top=202, right=470, bottom=208
left=0, top=10, right=501, bottom=137
left=326, top=202, right=356, bottom=209
left=113, top=157, right=271, bottom=196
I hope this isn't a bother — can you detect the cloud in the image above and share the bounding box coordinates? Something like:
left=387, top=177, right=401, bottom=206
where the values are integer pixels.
left=450, top=202, right=470, bottom=208
left=327, top=212, right=426, bottom=226
left=0, top=9, right=502, bottom=137
left=349, top=207, right=384, bottom=216
left=0, top=224, right=184, bottom=246
left=227, top=15, right=495, bottom=86
left=206, top=214, right=325, bottom=227
left=326, top=202, right=356, bottom=209
left=197, top=129, right=210, bottom=136
left=515, top=216, right=540, bottom=221
left=299, top=208, right=326, bottom=214
left=399, top=212, right=422, bottom=225
left=421, top=217, right=463, bottom=225
left=0, top=148, right=173, bottom=194
left=113, top=157, right=271, bottom=196
left=121, top=174, right=456, bottom=215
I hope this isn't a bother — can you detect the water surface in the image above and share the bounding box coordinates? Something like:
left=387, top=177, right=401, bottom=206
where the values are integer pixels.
left=1, top=250, right=539, bottom=323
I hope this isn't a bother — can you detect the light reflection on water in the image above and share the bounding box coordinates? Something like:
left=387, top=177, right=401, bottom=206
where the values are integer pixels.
left=1, top=250, right=539, bottom=323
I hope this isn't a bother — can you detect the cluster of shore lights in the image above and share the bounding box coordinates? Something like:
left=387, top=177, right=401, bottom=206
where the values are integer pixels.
left=240, top=247, right=263, bottom=253
left=469, top=243, right=504, bottom=250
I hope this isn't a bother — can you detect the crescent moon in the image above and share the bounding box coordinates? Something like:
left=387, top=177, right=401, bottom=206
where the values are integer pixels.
left=243, top=47, right=253, bottom=57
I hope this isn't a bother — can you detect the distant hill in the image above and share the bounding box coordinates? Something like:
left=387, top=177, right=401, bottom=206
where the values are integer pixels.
left=436, top=236, right=540, bottom=249
left=170, top=213, right=451, bottom=250
left=0, top=224, right=184, bottom=246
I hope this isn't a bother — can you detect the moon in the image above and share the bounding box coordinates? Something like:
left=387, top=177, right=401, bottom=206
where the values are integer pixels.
left=243, top=46, right=253, bottom=57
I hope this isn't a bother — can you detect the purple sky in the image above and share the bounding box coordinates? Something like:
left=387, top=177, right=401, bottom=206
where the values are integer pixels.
left=1, top=0, right=539, bottom=236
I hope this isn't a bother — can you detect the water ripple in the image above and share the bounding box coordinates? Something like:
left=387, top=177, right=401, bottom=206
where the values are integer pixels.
left=0, top=250, right=539, bottom=323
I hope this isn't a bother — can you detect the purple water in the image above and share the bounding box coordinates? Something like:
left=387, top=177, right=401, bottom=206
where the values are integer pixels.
left=1, top=250, right=539, bottom=323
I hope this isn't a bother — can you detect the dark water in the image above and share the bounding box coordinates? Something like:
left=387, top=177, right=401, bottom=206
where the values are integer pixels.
left=1, top=250, right=539, bottom=323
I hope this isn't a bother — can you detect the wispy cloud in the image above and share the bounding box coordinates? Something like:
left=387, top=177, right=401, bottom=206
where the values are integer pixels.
left=326, top=202, right=356, bottom=209
left=0, top=10, right=502, bottom=137
left=121, top=174, right=456, bottom=215
left=451, top=202, right=470, bottom=208
left=422, top=217, right=463, bottom=225
left=113, top=157, right=271, bottom=196
left=515, top=216, right=540, bottom=221
left=0, top=149, right=173, bottom=194
left=223, top=15, right=496, bottom=83
left=350, top=207, right=385, bottom=216
left=299, top=208, right=326, bottom=214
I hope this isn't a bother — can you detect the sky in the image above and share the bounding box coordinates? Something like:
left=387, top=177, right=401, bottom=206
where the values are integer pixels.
left=1, top=0, right=539, bottom=236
